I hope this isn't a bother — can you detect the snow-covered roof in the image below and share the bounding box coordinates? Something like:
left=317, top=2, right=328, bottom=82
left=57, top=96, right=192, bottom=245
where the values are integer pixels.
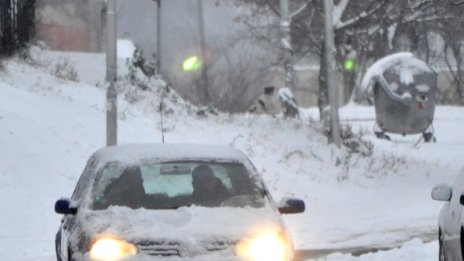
left=92, top=143, right=248, bottom=166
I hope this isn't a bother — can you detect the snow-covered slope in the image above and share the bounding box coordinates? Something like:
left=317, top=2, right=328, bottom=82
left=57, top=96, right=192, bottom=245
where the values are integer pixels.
left=1, top=51, right=463, bottom=260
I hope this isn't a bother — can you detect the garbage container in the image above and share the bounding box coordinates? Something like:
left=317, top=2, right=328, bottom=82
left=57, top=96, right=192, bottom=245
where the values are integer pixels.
left=364, top=53, right=437, bottom=142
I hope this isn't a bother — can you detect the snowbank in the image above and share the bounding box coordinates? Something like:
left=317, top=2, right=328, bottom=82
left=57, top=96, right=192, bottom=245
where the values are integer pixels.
left=314, top=239, right=437, bottom=261
left=117, top=39, right=136, bottom=59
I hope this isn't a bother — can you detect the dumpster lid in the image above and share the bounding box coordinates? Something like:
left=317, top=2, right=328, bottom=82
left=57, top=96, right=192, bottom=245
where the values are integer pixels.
left=361, top=52, right=434, bottom=94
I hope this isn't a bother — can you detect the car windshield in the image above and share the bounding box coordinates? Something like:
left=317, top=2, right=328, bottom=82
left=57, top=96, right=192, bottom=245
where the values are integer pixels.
left=91, top=161, right=266, bottom=210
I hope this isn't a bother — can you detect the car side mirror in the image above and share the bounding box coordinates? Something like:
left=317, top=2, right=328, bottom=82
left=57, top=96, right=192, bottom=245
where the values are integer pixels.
left=55, top=199, right=77, bottom=215
left=278, top=197, right=305, bottom=214
left=431, top=184, right=452, bottom=202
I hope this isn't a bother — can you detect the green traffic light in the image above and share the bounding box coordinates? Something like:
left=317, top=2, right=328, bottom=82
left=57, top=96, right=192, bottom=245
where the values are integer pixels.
left=182, top=56, right=202, bottom=72
left=344, top=59, right=356, bottom=72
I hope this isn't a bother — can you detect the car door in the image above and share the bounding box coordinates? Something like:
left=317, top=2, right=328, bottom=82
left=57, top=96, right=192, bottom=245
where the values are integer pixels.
left=444, top=170, right=464, bottom=260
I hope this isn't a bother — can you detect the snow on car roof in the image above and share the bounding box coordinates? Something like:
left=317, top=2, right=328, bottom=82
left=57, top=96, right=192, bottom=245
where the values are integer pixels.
left=91, top=143, right=248, bottom=167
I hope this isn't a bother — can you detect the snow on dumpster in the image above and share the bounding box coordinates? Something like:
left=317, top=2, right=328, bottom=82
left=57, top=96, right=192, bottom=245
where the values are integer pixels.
left=360, top=52, right=437, bottom=142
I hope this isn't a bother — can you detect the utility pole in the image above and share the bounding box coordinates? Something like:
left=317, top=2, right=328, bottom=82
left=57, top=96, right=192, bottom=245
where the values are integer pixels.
left=156, top=0, right=162, bottom=72
left=197, top=0, right=210, bottom=104
left=323, top=0, right=341, bottom=147
left=106, top=0, right=118, bottom=146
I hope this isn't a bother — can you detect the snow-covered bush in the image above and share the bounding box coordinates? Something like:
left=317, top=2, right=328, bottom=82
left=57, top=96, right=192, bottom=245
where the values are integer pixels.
left=117, top=47, right=178, bottom=110
left=18, top=44, right=35, bottom=64
left=195, top=104, right=219, bottom=118
left=278, top=87, right=299, bottom=118
left=335, top=147, right=408, bottom=181
left=13, top=44, right=50, bottom=69
left=340, top=125, right=373, bottom=157
left=21, top=45, right=80, bottom=83
left=117, top=63, right=195, bottom=120
left=118, top=47, right=210, bottom=119
left=125, top=48, right=158, bottom=91
left=53, top=57, right=79, bottom=82
left=366, top=153, right=408, bottom=178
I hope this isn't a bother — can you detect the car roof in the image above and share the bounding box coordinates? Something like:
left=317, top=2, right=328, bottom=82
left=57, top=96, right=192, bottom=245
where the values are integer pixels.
left=91, top=143, right=248, bottom=166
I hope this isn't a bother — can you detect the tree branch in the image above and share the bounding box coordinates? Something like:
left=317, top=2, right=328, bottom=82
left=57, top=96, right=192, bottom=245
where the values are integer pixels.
left=333, top=0, right=350, bottom=25
left=451, top=0, right=464, bottom=5
left=290, top=1, right=310, bottom=20
left=264, top=0, right=281, bottom=16
left=408, top=0, right=433, bottom=9
left=335, top=0, right=387, bottom=30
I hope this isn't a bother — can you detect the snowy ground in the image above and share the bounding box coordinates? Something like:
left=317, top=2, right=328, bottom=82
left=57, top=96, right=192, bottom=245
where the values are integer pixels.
left=1, top=50, right=463, bottom=260
left=312, top=239, right=438, bottom=261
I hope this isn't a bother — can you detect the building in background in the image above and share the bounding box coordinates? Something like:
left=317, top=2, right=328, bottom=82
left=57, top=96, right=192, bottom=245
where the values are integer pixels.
left=35, top=0, right=105, bottom=52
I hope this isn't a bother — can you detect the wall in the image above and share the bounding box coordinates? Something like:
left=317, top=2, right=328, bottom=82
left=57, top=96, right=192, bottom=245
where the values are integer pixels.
left=36, top=0, right=105, bottom=52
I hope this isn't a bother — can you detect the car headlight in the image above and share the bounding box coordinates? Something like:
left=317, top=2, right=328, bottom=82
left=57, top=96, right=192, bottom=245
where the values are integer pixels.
left=89, top=236, right=137, bottom=261
left=236, top=228, right=293, bottom=261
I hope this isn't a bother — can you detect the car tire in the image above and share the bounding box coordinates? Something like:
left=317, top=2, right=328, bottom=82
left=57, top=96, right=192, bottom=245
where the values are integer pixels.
left=461, top=227, right=464, bottom=261
left=68, top=247, right=76, bottom=261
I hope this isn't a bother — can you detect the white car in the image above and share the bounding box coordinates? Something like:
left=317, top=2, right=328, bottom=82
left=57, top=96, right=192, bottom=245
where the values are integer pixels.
left=54, top=144, right=305, bottom=261
left=432, top=168, right=464, bottom=261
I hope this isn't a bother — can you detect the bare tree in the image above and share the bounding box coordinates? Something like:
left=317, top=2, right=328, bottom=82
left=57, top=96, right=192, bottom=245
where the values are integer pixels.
left=0, top=0, right=36, bottom=57
left=208, top=40, right=273, bottom=112
left=231, top=0, right=396, bottom=118
left=433, top=3, right=464, bottom=104
left=176, top=37, right=273, bottom=113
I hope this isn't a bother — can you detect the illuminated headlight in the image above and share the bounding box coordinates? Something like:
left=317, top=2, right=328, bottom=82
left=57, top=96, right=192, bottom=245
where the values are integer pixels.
left=89, top=236, right=137, bottom=261
left=236, top=229, right=293, bottom=261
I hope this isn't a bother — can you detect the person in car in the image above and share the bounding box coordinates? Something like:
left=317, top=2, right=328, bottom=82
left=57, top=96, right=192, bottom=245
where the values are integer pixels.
left=103, top=166, right=146, bottom=209
left=191, top=165, right=229, bottom=206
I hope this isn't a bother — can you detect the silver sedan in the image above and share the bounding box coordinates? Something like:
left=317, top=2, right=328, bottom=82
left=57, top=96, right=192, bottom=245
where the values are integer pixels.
left=54, top=143, right=305, bottom=261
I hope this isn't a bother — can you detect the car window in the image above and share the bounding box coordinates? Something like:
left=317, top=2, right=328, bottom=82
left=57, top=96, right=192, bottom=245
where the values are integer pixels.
left=71, top=157, right=97, bottom=201
left=91, top=161, right=265, bottom=210
left=141, top=163, right=194, bottom=197
left=92, top=162, right=124, bottom=199
left=209, top=165, right=233, bottom=190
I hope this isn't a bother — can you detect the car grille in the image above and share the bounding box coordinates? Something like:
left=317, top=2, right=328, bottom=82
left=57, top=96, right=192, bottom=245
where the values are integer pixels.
left=136, top=241, right=182, bottom=257
left=135, top=240, right=237, bottom=257
left=205, top=241, right=234, bottom=252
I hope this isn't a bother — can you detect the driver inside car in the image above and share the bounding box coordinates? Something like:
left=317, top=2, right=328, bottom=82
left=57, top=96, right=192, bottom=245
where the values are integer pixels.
left=102, top=166, right=147, bottom=209
left=191, top=164, right=229, bottom=207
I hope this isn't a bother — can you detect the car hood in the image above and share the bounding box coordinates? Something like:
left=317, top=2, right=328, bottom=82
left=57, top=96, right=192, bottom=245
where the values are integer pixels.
left=79, top=204, right=284, bottom=243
